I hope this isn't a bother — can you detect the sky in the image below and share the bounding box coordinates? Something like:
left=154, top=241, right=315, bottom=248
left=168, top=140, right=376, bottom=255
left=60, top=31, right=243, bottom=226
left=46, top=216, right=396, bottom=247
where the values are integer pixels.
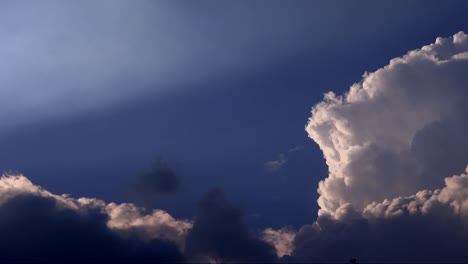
left=1, top=1, right=468, bottom=263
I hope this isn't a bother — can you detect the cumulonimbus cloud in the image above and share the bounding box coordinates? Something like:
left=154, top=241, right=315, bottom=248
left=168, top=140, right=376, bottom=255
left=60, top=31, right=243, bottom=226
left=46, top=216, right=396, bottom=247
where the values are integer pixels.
left=306, top=31, right=468, bottom=218
left=274, top=32, right=468, bottom=262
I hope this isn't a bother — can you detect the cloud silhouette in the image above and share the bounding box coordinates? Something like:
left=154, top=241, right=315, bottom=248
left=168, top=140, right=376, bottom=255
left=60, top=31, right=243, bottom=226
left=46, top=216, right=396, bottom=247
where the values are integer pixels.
left=0, top=193, right=185, bottom=263
left=0, top=174, right=283, bottom=262
left=185, top=189, right=278, bottom=263
left=0, top=174, right=191, bottom=263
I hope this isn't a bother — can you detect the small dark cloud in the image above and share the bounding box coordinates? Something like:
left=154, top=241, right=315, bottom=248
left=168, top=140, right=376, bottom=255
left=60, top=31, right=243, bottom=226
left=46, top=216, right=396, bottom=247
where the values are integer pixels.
left=185, top=189, right=278, bottom=263
left=131, top=158, right=181, bottom=207
left=0, top=194, right=184, bottom=263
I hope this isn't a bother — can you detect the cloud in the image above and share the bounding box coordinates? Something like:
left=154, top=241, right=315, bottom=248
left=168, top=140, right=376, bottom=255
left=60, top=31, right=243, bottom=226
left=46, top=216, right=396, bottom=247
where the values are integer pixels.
left=265, top=153, right=288, bottom=172
left=306, top=31, right=468, bottom=218
left=0, top=174, right=191, bottom=262
left=130, top=158, right=181, bottom=208
left=0, top=194, right=188, bottom=263
left=104, top=202, right=191, bottom=250
left=184, top=189, right=278, bottom=263
left=288, top=145, right=304, bottom=153
left=0, top=174, right=286, bottom=262
left=262, top=227, right=296, bottom=257
left=292, top=167, right=468, bottom=263
left=264, top=145, right=304, bottom=172
left=0, top=173, right=192, bottom=247
left=289, top=32, right=468, bottom=262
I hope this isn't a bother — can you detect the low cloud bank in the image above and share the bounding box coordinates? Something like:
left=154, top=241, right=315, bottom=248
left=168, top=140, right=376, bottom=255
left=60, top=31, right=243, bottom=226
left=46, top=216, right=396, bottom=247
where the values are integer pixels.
left=0, top=174, right=189, bottom=263
left=0, top=174, right=278, bottom=263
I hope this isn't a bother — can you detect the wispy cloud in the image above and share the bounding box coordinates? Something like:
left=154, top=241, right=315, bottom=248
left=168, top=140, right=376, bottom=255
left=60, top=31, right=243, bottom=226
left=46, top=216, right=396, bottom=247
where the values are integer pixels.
left=264, top=153, right=288, bottom=172
left=264, top=145, right=304, bottom=172
left=288, top=145, right=304, bottom=153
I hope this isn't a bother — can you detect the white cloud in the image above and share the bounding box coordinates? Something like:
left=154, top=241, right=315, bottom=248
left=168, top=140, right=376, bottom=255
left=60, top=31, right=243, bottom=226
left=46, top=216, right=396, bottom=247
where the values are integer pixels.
left=105, top=202, right=192, bottom=249
left=292, top=32, right=468, bottom=262
left=262, top=227, right=296, bottom=257
left=363, top=166, right=468, bottom=219
left=292, top=168, right=468, bottom=262
left=288, top=145, right=304, bottom=153
left=265, top=145, right=304, bottom=172
left=264, top=153, right=287, bottom=172
left=306, top=31, right=468, bottom=219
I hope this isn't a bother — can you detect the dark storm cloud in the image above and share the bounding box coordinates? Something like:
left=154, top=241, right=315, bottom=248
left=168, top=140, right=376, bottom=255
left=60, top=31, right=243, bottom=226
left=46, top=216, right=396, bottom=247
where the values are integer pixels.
left=290, top=204, right=468, bottom=263
left=0, top=194, right=184, bottom=263
left=130, top=158, right=181, bottom=207
left=185, top=189, right=278, bottom=263
left=0, top=175, right=286, bottom=262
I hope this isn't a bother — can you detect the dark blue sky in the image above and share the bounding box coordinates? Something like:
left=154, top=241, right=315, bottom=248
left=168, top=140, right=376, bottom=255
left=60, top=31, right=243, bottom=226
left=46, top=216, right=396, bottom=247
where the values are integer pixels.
left=1, top=0, right=467, bottom=230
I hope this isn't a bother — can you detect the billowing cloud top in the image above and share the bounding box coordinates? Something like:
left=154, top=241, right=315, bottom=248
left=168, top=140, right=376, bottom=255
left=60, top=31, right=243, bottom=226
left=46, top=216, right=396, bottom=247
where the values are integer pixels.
left=273, top=32, right=468, bottom=262
left=306, top=31, right=468, bottom=218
